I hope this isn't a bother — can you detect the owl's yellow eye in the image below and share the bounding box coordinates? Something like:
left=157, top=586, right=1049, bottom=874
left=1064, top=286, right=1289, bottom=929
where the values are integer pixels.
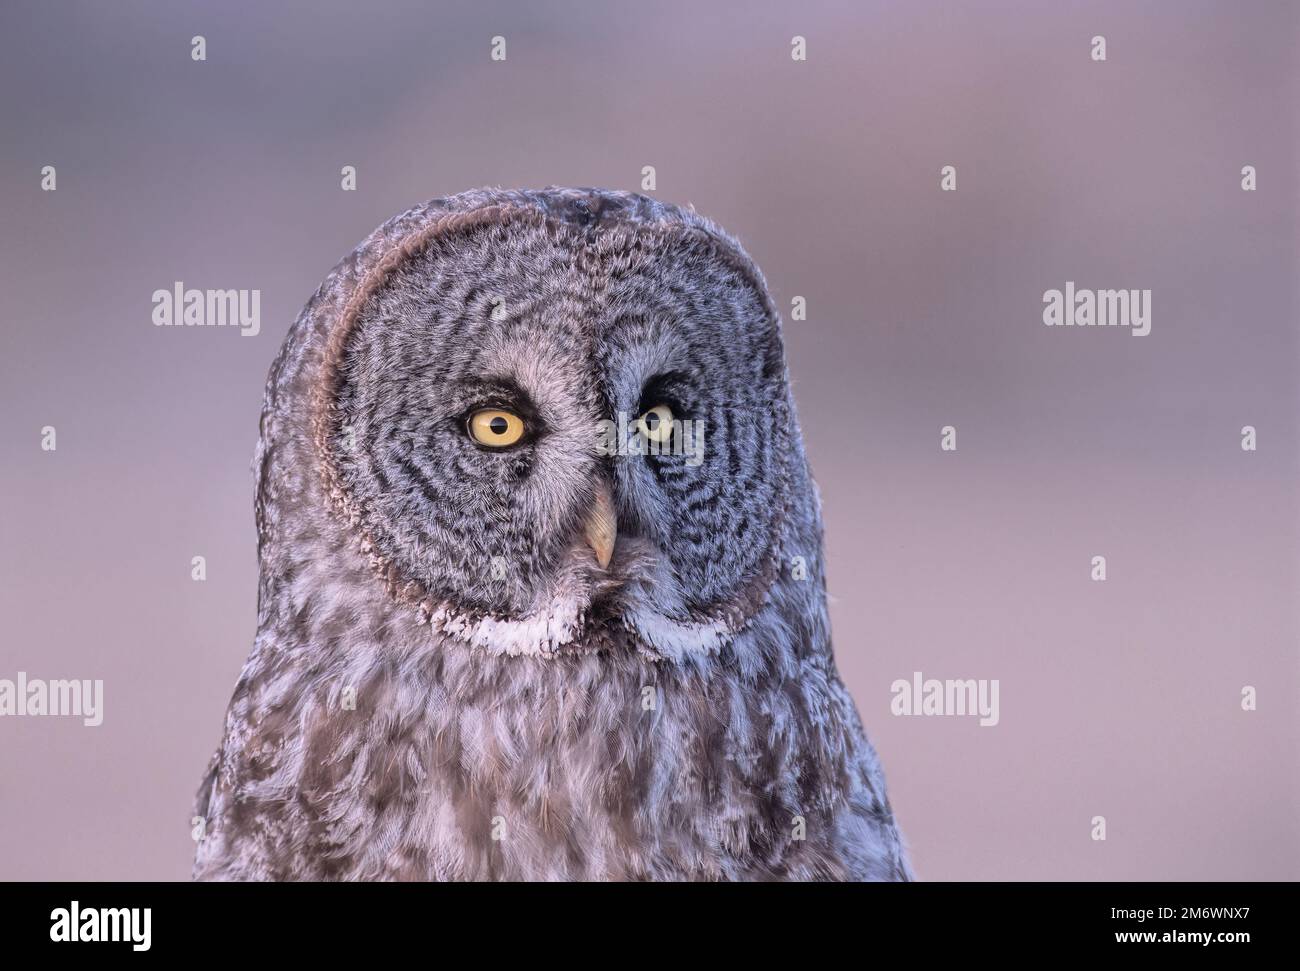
left=468, top=409, right=526, bottom=448
left=635, top=404, right=674, bottom=443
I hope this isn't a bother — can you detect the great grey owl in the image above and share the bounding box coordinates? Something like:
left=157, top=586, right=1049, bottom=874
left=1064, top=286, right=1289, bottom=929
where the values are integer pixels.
left=193, top=186, right=911, bottom=881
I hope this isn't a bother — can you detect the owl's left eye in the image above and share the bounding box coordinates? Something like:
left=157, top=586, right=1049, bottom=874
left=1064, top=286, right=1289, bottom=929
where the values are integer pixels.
left=635, top=404, right=675, bottom=443
left=468, top=408, right=526, bottom=448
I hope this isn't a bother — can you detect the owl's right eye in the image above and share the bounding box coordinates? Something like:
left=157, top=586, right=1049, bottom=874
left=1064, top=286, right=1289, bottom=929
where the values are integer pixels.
left=467, top=409, right=526, bottom=448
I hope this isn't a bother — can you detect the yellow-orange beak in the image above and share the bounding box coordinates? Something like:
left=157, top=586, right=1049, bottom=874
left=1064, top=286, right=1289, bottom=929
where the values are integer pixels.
left=582, top=482, right=617, bottom=570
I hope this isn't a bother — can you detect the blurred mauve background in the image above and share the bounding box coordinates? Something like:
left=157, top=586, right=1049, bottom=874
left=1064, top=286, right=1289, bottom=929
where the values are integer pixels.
left=0, top=0, right=1295, bottom=879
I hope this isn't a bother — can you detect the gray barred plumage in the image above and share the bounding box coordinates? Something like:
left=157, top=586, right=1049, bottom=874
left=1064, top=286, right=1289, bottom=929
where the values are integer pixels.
left=193, top=187, right=911, bottom=881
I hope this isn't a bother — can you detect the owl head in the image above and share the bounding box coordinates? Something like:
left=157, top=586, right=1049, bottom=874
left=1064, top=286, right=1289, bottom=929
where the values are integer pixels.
left=259, top=188, right=815, bottom=662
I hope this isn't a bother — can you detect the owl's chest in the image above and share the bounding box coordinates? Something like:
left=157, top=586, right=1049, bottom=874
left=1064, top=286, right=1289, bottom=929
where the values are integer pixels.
left=297, top=674, right=818, bottom=880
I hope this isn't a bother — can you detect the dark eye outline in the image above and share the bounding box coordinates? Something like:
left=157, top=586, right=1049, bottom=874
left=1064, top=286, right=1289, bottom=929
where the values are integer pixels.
left=638, top=371, right=691, bottom=421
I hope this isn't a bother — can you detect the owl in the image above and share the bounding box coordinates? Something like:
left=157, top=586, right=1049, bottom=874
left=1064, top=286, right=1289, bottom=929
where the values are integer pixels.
left=193, top=187, right=911, bottom=881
